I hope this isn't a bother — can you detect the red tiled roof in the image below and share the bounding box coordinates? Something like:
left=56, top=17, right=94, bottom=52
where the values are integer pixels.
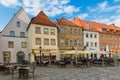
left=71, top=18, right=118, bottom=32
left=71, top=18, right=97, bottom=32
left=31, top=11, right=56, bottom=27
left=56, top=18, right=81, bottom=27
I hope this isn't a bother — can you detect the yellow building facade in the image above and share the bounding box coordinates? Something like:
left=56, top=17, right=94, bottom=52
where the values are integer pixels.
left=27, top=11, right=58, bottom=62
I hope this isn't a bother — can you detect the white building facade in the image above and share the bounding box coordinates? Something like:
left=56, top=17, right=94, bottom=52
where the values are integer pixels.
left=0, top=7, right=30, bottom=63
left=83, top=31, right=100, bottom=52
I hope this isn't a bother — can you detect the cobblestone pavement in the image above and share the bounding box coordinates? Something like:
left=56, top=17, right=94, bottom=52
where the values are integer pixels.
left=1, top=66, right=120, bottom=80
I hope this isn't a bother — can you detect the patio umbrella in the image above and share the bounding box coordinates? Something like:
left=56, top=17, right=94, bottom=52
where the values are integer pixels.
left=106, top=44, right=109, bottom=54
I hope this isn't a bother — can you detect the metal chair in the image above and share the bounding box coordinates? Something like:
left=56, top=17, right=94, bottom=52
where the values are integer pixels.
left=28, top=67, right=35, bottom=77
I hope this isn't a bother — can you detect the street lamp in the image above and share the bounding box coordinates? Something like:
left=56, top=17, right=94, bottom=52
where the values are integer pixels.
left=39, top=46, right=42, bottom=65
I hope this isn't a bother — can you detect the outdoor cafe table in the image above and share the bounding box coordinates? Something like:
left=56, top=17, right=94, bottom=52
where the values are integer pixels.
left=17, top=66, right=30, bottom=78
left=59, top=61, right=66, bottom=67
left=76, top=62, right=83, bottom=67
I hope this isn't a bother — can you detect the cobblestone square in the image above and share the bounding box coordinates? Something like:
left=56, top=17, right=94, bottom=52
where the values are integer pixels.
left=1, top=66, right=120, bottom=80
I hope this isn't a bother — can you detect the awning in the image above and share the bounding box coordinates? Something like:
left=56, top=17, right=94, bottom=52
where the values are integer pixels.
left=61, top=50, right=97, bottom=55
left=32, top=49, right=57, bottom=56
left=62, top=50, right=75, bottom=55
left=78, top=51, right=91, bottom=54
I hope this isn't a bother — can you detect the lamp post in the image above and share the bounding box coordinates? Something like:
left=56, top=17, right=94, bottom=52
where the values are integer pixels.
left=39, top=46, right=42, bottom=65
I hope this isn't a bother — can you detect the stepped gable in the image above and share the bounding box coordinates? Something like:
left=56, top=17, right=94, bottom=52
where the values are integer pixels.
left=56, top=18, right=81, bottom=27
left=31, top=11, right=55, bottom=27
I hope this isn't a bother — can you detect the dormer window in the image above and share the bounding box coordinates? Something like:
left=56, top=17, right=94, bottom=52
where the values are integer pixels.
left=102, top=28, right=107, bottom=32
left=87, top=24, right=92, bottom=29
left=109, top=29, right=113, bottom=33
left=17, top=21, right=20, bottom=27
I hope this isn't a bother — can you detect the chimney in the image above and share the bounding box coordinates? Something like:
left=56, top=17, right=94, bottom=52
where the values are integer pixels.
left=110, top=23, right=115, bottom=27
left=74, top=17, right=75, bottom=21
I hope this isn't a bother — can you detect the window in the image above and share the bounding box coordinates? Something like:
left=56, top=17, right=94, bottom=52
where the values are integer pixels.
left=20, top=32, right=25, bottom=37
left=65, top=28, right=68, bottom=34
left=70, top=40, right=73, bottom=46
left=60, top=28, right=64, bottom=33
left=44, top=28, right=49, bottom=35
left=95, top=42, right=97, bottom=47
left=78, top=41, right=82, bottom=46
left=10, top=31, right=15, bottom=37
left=86, top=33, right=88, bottom=38
left=90, top=33, right=93, bottom=38
left=74, top=29, right=76, bottom=35
left=3, top=52, right=10, bottom=62
left=110, top=29, right=113, bottom=33
left=110, top=44, right=113, bottom=48
left=60, top=39, right=64, bottom=46
left=87, top=24, right=91, bottom=29
left=21, top=42, right=27, bottom=48
left=91, top=42, right=93, bottom=47
left=114, top=44, right=117, bottom=48
left=114, top=36, right=117, bottom=40
left=106, top=35, right=108, bottom=40
left=35, top=38, right=41, bottom=45
left=102, top=43, right=104, bottom=48
left=44, top=38, right=49, bottom=45
left=70, top=28, right=72, bottom=34
left=17, top=21, right=20, bottom=27
left=79, top=29, right=82, bottom=35
left=102, top=28, right=107, bottom=32
left=94, top=34, right=97, bottom=38
left=50, top=29, right=55, bottom=35
left=8, top=41, right=14, bottom=48
left=110, top=35, right=112, bottom=40
left=51, top=39, right=56, bottom=45
left=35, top=27, right=41, bottom=34
left=74, top=40, right=77, bottom=46
left=66, top=40, right=69, bottom=46
left=101, top=35, right=104, bottom=40
left=86, top=42, right=89, bottom=47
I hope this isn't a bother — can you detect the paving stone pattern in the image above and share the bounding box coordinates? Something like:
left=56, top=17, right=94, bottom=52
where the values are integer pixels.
left=0, top=66, right=120, bottom=80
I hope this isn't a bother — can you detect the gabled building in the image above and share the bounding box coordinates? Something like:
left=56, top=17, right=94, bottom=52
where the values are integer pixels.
left=27, top=11, right=58, bottom=62
left=95, top=23, right=120, bottom=57
left=72, top=18, right=100, bottom=58
left=72, top=18, right=120, bottom=58
left=0, top=7, right=30, bottom=63
left=55, top=18, right=83, bottom=58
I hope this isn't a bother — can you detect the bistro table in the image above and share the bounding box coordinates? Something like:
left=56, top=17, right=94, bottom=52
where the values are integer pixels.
left=59, top=61, right=66, bottom=67
left=17, top=66, right=30, bottom=78
left=42, top=61, right=49, bottom=66
left=76, top=62, right=83, bottom=67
